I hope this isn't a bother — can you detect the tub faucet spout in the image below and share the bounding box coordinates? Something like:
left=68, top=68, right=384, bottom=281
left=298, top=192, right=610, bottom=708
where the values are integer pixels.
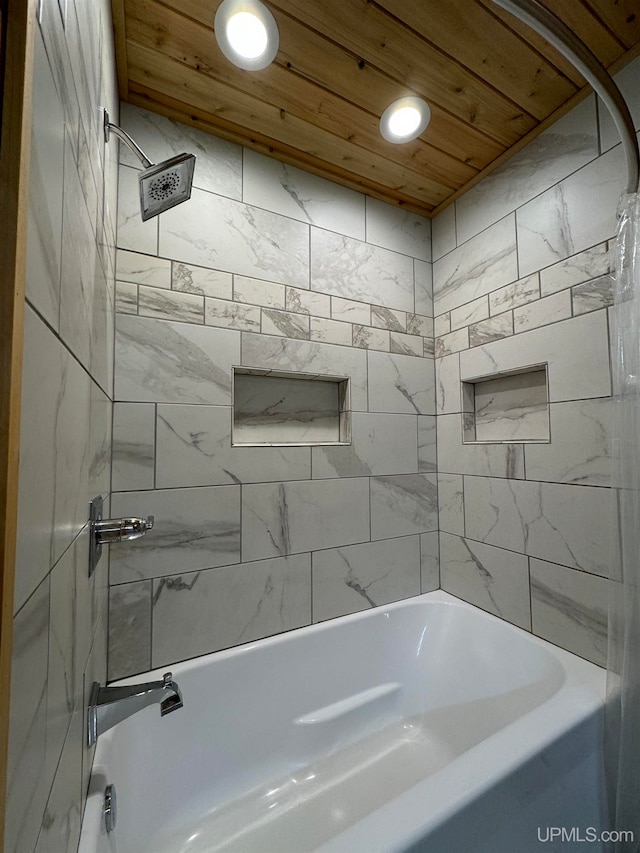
left=87, top=672, right=183, bottom=747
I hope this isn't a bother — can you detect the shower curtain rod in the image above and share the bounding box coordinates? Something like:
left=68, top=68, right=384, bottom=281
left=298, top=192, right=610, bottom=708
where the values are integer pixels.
left=491, top=0, right=640, bottom=196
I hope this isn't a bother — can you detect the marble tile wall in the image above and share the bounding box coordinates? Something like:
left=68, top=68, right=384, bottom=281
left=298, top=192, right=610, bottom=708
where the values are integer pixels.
left=6, top=2, right=118, bottom=851
left=432, top=58, right=640, bottom=667
left=110, top=104, right=435, bottom=677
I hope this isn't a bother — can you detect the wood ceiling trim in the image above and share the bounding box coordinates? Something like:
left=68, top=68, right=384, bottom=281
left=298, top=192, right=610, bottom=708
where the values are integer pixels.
left=126, top=42, right=453, bottom=205
left=126, top=2, right=480, bottom=188
left=265, top=0, right=538, bottom=146
left=111, top=0, right=130, bottom=98
left=127, top=84, right=437, bottom=214
left=372, top=0, right=578, bottom=120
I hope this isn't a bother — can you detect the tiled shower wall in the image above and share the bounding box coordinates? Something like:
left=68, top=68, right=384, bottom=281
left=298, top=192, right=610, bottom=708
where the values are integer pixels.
left=434, top=57, right=640, bottom=668
left=6, top=1, right=118, bottom=851
left=109, top=104, right=436, bottom=680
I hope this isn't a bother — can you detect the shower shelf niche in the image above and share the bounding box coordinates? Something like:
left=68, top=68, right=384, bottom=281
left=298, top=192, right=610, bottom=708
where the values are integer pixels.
left=232, top=367, right=351, bottom=447
left=462, top=365, right=550, bottom=444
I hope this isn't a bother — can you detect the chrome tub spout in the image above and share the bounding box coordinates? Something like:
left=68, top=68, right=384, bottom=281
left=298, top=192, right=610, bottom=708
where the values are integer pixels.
left=88, top=672, right=183, bottom=747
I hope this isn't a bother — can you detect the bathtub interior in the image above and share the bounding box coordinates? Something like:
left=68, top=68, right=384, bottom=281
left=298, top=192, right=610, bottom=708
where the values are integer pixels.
left=80, top=593, right=604, bottom=853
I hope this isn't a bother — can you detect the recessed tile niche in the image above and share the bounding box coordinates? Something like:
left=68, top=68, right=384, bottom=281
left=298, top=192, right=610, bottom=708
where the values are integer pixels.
left=233, top=367, right=351, bottom=446
left=462, top=365, right=550, bottom=444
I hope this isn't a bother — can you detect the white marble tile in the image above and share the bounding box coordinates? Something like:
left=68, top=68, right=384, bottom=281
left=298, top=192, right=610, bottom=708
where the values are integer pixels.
left=371, top=305, right=406, bottom=332
left=110, top=486, right=241, bottom=583
left=115, top=280, right=137, bottom=314
left=525, top=398, right=611, bottom=486
left=473, top=370, right=549, bottom=442
left=438, top=413, right=525, bottom=478
left=390, top=331, right=423, bottom=357
left=571, top=274, right=614, bottom=316
left=138, top=284, right=204, bottom=323
left=431, top=203, right=456, bottom=261
left=120, top=103, right=242, bottom=199
left=46, top=532, right=85, bottom=782
left=234, top=275, right=286, bottom=309
left=156, top=404, right=311, bottom=486
left=331, top=295, right=370, bottom=325
left=489, top=273, right=540, bottom=315
left=438, top=473, right=464, bottom=535
left=159, top=188, right=310, bottom=289
left=172, top=262, right=233, bottom=299
left=27, top=27, right=65, bottom=330
left=530, top=558, right=607, bottom=666
left=513, top=289, right=572, bottom=333
left=262, top=307, right=310, bottom=339
left=310, top=316, right=352, bottom=346
left=312, top=536, right=421, bottom=622
left=15, top=308, right=63, bottom=611
left=60, top=136, right=99, bottom=373
left=539, top=243, right=610, bottom=297
left=435, top=353, right=461, bottom=415
left=243, top=148, right=365, bottom=238
left=108, top=581, right=152, bottom=680
left=464, top=475, right=611, bottom=577
left=423, top=338, right=435, bottom=358
left=434, top=313, right=451, bottom=337
left=6, top=578, right=50, bottom=853
left=117, top=164, right=158, bottom=255
left=435, top=327, right=469, bottom=357
left=312, top=412, right=417, bottom=478
left=367, top=351, right=435, bottom=415
left=414, top=259, right=433, bottom=317
left=450, top=296, right=489, bottom=331
left=456, top=96, right=599, bottom=244
left=205, top=297, right=261, bottom=332
left=116, top=249, right=171, bottom=288
left=599, top=57, right=640, bottom=153
left=287, top=287, right=331, bottom=318
left=311, top=228, right=414, bottom=312
left=434, top=216, right=518, bottom=316
left=407, top=313, right=433, bottom=337
left=516, top=143, right=624, bottom=277
left=152, top=555, right=311, bottom=667
left=370, top=473, right=438, bottom=540
left=420, top=532, right=440, bottom=592
left=35, top=696, right=83, bottom=853
left=242, top=333, right=368, bottom=411
left=460, top=310, right=611, bottom=403
left=440, top=532, right=531, bottom=630
left=418, top=416, right=437, bottom=473
left=353, top=325, right=390, bottom=351
left=365, top=198, right=431, bottom=261
left=112, top=402, right=155, bottom=491
left=115, top=314, right=240, bottom=404
left=468, top=311, right=513, bottom=347
left=88, top=381, right=112, bottom=510
left=242, top=478, right=370, bottom=561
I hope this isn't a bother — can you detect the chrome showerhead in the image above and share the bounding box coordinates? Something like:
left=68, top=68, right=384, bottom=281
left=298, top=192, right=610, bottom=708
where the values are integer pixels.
left=138, top=153, right=196, bottom=221
left=103, top=109, right=196, bottom=221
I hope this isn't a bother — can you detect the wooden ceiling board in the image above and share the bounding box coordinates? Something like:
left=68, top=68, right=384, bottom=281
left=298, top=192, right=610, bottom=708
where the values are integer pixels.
left=127, top=1, right=479, bottom=190
left=115, top=0, right=640, bottom=216
left=373, top=0, right=578, bottom=119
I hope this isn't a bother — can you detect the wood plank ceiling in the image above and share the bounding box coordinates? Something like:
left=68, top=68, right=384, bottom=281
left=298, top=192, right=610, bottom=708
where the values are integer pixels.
left=112, top=0, right=640, bottom=216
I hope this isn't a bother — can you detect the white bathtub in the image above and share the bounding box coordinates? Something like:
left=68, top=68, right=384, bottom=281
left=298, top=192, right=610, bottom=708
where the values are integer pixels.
left=79, top=591, right=607, bottom=853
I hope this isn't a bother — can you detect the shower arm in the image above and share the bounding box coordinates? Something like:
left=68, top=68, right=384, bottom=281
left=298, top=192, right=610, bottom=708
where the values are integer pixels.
left=491, top=0, right=639, bottom=195
left=103, top=109, right=153, bottom=170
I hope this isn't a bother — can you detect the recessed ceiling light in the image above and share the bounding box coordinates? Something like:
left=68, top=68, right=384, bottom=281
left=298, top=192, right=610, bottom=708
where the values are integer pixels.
left=379, top=96, right=431, bottom=144
left=215, top=0, right=279, bottom=71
